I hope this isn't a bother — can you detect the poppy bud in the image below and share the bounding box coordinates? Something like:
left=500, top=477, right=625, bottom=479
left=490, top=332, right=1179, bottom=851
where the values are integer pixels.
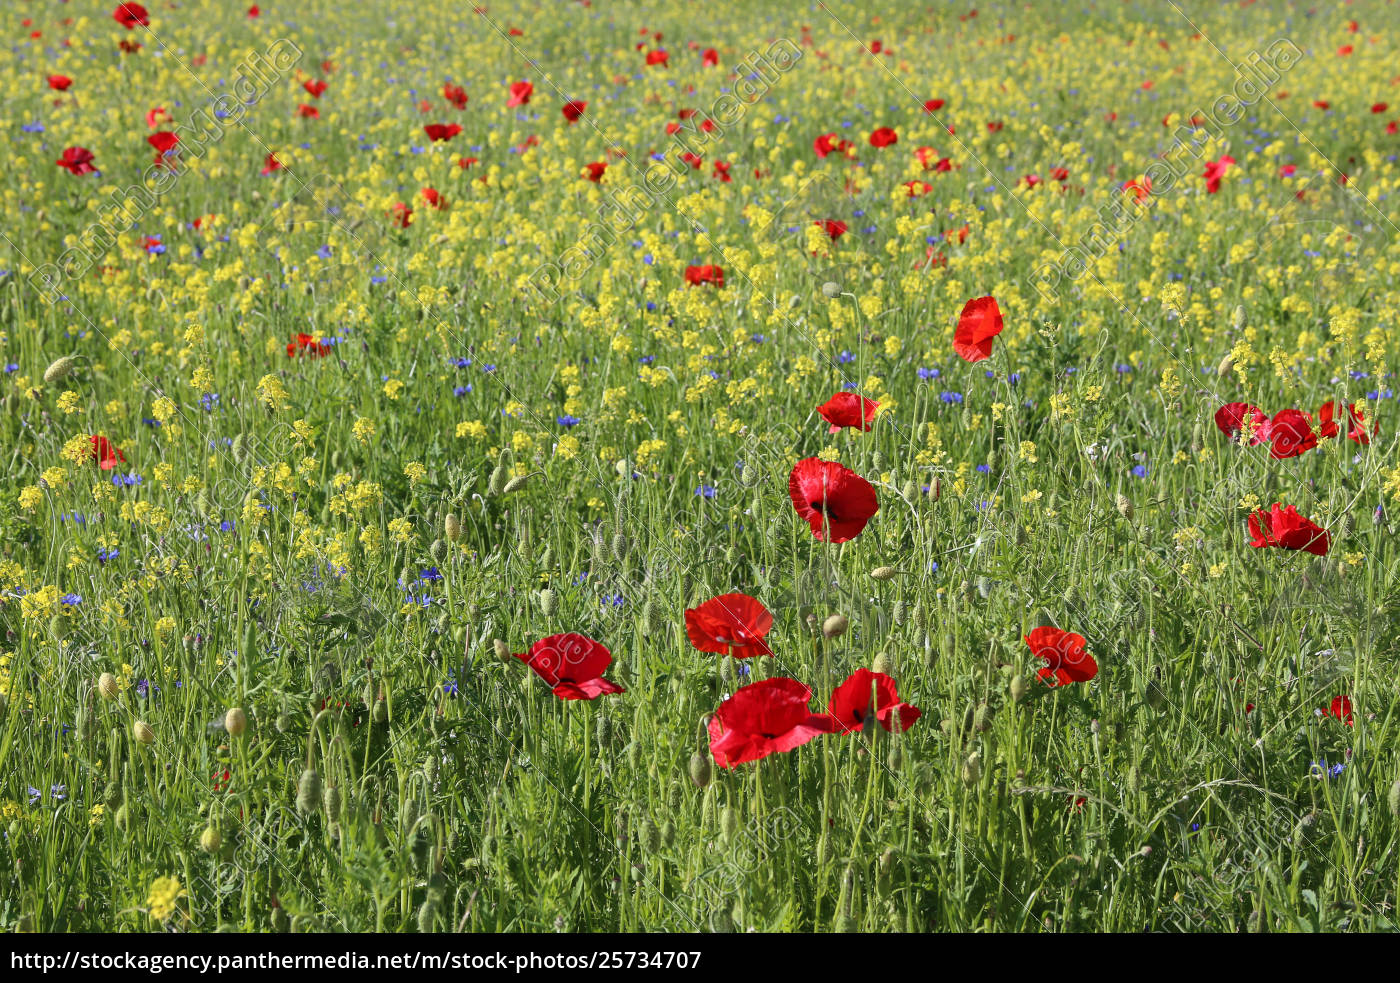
left=871, top=651, right=894, bottom=676
left=976, top=576, right=993, bottom=598
left=611, top=533, right=629, bottom=561
left=871, top=565, right=896, bottom=581
left=886, top=742, right=903, bottom=770
left=688, top=751, right=712, bottom=788
left=1388, top=779, right=1400, bottom=818
left=1217, top=352, right=1234, bottom=377
left=539, top=588, right=558, bottom=617
left=218, top=708, right=246, bottom=740
left=642, top=819, right=662, bottom=854
left=296, top=768, right=322, bottom=814
left=724, top=545, right=741, bottom=566
left=973, top=703, right=994, bottom=732
left=502, top=474, right=531, bottom=494
left=271, top=907, right=289, bottom=933
left=423, top=754, right=439, bottom=784
left=231, top=433, right=249, bottom=463
left=1145, top=680, right=1166, bottom=711
left=43, top=355, right=77, bottom=384
left=493, top=638, right=509, bottom=660
left=912, top=602, right=928, bottom=631
left=275, top=713, right=293, bottom=734
left=443, top=513, right=461, bottom=543
left=822, top=614, right=849, bottom=639
left=429, top=539, right=447, bottom=564
left=661, top=820, right=676, bottom=847
left=1115, top=493, right=1134, bottom=520
left=200, top=826, right=221, bottom=853
left=961, top=752, right=981, bottom=786
left=1127, top=765, right=1141, bottom=796
left=1010, top=675, right=1029, bottom=702
left=488, top=463, right=508, bottom=495
left=373, top=701, right=388, bottom=724
left=1232, top=305, right=1246, bottom=330
left=98, top=672, right=119, bottom=700
left=417, top=897, right=438, bottom=933
left=324, top=783, right=341, bottom=818
left=720, top=805, right=739, bottom=844
left=872, top=451, right=887, bottom=472
left=821, top=281, right=842, bottom=298
left=891, top=600, right=907, bottom=625
left=133, top=720, right=155, bottom=745
left=1035, top=609, right=1055, bottom=628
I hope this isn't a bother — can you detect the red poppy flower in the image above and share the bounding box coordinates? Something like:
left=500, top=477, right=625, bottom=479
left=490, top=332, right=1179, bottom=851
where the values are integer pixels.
left=1248, top=504, right=1330, bottom=556
left=113, top=3, right=149, bottom=29
left=953, top=295, right=1004, bottom=362
left=286, top=333, right=331, bottom=358
left=788, top=458, right=879, bottom=543
left=1051, top=166, right=1070, bottom=182
left=513, top=633, right=624, bottom=701
left=1214, top=402, right=1271, bottom=444
left=904, top=180, right=932, bottom=197
left=561, top=100, right=587, bottom=122
left=1123, top=176, right=1152, bottom=201
left=424, top=123, right=462, bottom=142
left=390, top=202, right=413, bottom=228
left=1267, top=408, right=1318, bottom=459
left=56, top=146, right=97, bottom=176
left=443, top=83, right=468, bottom=109
left=986, top=120, right=1004, bottom=132
left=146, top=106, right=170, bottom=128
left=1203, top=155, right=1236, bottom=194
left=813, top=133, right=851, bottom=159
left=260, top=152, right=283, bottom=175
left=420, top=187, right=446, bottom=209
left=684, top=593, right=774, bottom=658
left=507, top=80, right=533, bottom=106
left=457, top=156, right=478, bottom=170
left=680, top=151, right=703, bottom=169
left=581, top=161, right=608, bottom=183
left=707, top=677, right=835, bottom=768
left=816, top=219, right=847, bottom=240
left=684, top=264, right=724, bottom=287
left=303, top=79, right=327, bottom=99
left=1321, top=695, right=1353, bottom=726
left=645, top=49, right=669, bottom=66
left=868, top=126, right=898, bottom=148
left=297, top=103, right=320, bottom=119
left=90, top=434, right=126, bottom=470
left=1317, top=401, right=1373, bottom=444
left=923, top=98, right=946, bottom=112
left=147, top=131, right=178, bottom=155
left=702, top=47, right=719, bottom=67
left=827, top=668, right=921, bottom=734
left=48, top=74, right=73, bottom=91
left=1024, top=626, right=1098, bottom=687
left=817, top=392, right=878, bottom=433
left=712, top=160, right=732, bottom=182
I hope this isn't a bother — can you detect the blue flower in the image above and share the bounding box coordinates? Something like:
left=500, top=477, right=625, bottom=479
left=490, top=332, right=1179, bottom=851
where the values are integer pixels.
left=940, top=391, right=964, bottom=404
left=60, top=593, right=82, bottom=606
left=695, top=484, right=716, bottom=499
left=556, top=415, right=581, bottom=427
left=917, top=367, right=940, bottom=380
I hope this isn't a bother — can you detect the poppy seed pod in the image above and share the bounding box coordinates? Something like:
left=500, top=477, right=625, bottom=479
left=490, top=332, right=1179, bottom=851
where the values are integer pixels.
left=443, top=513, right=461, bottom=543
left=224, top=707, right=247, bottom=737
left=133, top=720, right=155, bottom=745
left=822, top=614, right=849, bottom=639
left=538, top=588, right=558, bottom=617
left=98, top=672, right=119, bottom=700
left=43, top=355, right=78, bottom=384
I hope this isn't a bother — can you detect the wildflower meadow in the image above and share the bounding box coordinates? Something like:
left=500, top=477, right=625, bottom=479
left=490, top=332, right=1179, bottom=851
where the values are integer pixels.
left=4, top=0, right=1400, bottom=936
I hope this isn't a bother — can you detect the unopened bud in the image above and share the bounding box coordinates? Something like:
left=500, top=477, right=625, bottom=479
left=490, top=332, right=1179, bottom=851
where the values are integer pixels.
left=224, top=707, right=247, bottom=738
left=870, top=566, right=897, bottom=581
left=133, top=720, right=155, bottom=745
left=98, top=672, right=119, bottom=700
left=443, top=513, right=461, bottom=543
left=43, top=355, right=77, bottom=384
left=822, top=614, right=849, bottom=639
left=538, top=588, right=558, bottom=617
left=200, top=826, right=222, bottom=853
left=1115, top=493, right=1134, bottom=520
left=688, top=751, right=712, bottom=788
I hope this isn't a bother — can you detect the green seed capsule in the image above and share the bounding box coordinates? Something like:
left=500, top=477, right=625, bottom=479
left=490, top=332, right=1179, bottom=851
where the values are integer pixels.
left=892, top=600, right=907, bottom=626
left=539, top=589, right=558, bottom=617
left=488, top=464, right=508, bottom=495
left=720, top=806, right=739, bottom=844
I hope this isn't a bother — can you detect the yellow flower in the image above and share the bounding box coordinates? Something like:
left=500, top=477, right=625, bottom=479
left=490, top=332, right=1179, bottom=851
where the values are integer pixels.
left=352, top=417, right=376, bottom=445
left=404, top=461, right=427, bottom=485
left=146, top=876, right=184, bottom=922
